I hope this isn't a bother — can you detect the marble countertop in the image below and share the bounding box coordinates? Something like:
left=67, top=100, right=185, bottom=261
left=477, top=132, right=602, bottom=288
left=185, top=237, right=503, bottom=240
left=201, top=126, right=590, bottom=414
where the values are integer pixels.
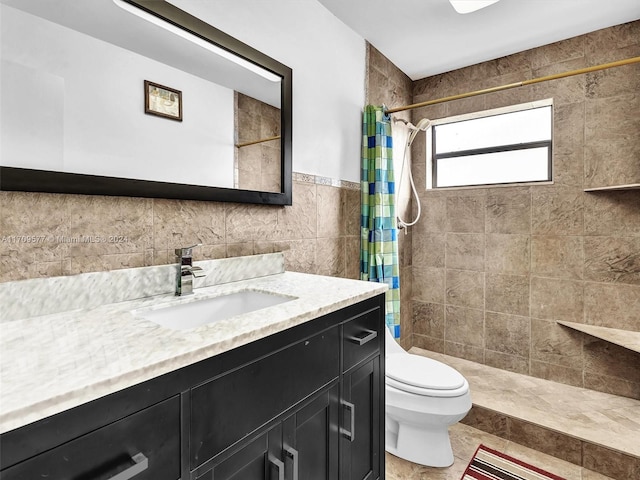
left=0, top=265, right=386, bottom=434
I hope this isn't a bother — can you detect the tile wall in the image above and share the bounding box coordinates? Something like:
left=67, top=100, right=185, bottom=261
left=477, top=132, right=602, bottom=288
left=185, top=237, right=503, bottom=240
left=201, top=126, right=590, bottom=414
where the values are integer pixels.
left=408, top=20, right=640, bottom=399
left=0, top=174, right=361, bottom=283
left=235, top=92, right=281, bottom=192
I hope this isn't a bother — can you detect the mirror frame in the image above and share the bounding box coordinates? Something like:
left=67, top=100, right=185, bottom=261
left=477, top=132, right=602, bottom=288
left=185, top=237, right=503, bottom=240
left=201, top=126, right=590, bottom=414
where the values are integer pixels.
left=0, top=0, right=293, bottom=205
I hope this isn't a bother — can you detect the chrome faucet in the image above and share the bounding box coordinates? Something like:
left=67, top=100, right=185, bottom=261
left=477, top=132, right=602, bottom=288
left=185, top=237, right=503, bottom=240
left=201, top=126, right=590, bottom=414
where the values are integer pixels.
left=175, top=244, right=207, bottom=296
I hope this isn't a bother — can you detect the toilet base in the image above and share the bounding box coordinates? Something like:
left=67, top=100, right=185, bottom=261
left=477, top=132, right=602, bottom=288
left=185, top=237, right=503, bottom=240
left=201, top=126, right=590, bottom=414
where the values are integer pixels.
left=385, top=418, right=454, bottom=468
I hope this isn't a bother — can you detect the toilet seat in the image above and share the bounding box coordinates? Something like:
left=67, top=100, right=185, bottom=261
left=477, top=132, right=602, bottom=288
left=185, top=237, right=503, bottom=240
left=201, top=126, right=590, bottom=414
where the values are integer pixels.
left=386, top=353, right=469, bottom=397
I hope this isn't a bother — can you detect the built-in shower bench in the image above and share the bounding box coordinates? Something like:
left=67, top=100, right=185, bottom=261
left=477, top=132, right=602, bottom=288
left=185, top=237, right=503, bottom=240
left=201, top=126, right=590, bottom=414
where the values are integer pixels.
left=410, top=347, right=640, bottom=479
left=557, top=321, right=640, bottom=354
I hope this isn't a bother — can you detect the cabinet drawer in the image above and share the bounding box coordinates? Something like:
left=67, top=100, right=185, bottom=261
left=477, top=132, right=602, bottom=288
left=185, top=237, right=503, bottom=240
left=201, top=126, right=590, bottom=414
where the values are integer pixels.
left=1, top=396, right=181, bottom=480
left=190, top=326, right=340, bottom=468
left=343, top=308, right=380, bottom=372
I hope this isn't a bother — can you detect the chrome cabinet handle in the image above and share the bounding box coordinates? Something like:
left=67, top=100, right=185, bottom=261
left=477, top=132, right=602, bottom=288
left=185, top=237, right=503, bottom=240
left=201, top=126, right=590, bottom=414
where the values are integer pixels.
left=349, top=329, right=377, bottom=346
left=284, top=446, right=299, bottom=480
left=107, top=453, right=148, bottom=480
left=269, top=455, right=285, bottom=480
left=341, top=400, right=355, bottom=442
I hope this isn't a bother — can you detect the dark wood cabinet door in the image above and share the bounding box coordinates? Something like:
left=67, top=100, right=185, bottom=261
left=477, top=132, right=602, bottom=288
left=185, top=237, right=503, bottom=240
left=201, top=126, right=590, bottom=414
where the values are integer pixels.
left=1, top=396, right=181, bottom=480
left=282, top=383, right=340, bottom=480
left=194, top=424, right=283, bottom=480
left=341, top=357, right=382, bottom=480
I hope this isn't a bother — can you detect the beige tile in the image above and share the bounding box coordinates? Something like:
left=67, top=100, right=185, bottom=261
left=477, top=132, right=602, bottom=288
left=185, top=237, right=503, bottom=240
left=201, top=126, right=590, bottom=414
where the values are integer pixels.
left=530, top=361, right=584, bottom=388
left=585, top=61, right=640, bottom=100
left=413, top=233, right=445, bottom=268
left=412, top=301, right=444, bottom=339
left=584, top=191, right=640, bottom=237
left=584, top=373, right=640, bottom=401
left=485, top=311, right=530, bottom=357
left=445, top=269, right=484, bottom=309
left=282, top=243, right=317, bottom=275
left=530, top=276, right=584, bottom=322
left=225, top=202, right=278, bottom=243
left=485, top=189, right=531, bottom=235
left=583, top=339, right=640, bottom=399
left=552, top=102, right=585, bottom=188
left=413, top=267, right=445, bottom=304
left=584, top=282, right=640, bottom=330
left=531, top=235, right=584, bottom=280
left=532, top=59, right=588, bottom=107
left=485, top=234, right=530, bottom=275
left=484, top=351, right=529, bottom=375
left=445, top=233, right=484, bottom=271
left=531, top=319, right=583, bottom=369
left=584, top=21, right=640, bottom=65
left=416, top=195, right=447, bottom=234
left=582, top=443, right=640, bottom=480
left=275, top=181, right=317, bottom=240
left=345, top=236, right=361, bottom=280
left=399, top=229, right=413, bottom=268
left=530, top=35, right=585, bottom=70
left=0, top=193, right=68, bottom=281
left=585, top=94, right=640, bottom=188
left=445, top=305, right=484, bottom=348
left=446, top=195, right=486, bottom=233
left=68, top=253, right=146, bottom=276
left=444, top=341, right=484, bottom=363
left=460, top=406, right=509, bottom=437
left=531, top=187, right=583, bottom=235
left=153, top=198, right=225, bottom=250
left=344, top=188, right=361, bottom=237
left=316, top=184, right=343, bottom=238
left=507, top=418, right=583, bottom=465
left=584, top=236, right=640, bottom=285
left=485, top=273, right=530, bottom=316
left=412, top=334, right=444, bottom=353
left=315, top=237, right=345, bottom=277
left=226, top=242, right=255, bottom=258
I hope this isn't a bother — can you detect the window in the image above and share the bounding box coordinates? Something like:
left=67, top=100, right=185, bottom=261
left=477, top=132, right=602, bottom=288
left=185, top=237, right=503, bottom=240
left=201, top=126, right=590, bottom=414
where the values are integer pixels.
left=427, top=99, right=553, bottom=189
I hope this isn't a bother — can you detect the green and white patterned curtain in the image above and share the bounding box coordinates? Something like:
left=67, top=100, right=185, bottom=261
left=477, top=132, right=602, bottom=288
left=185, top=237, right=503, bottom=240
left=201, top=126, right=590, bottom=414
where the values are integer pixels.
left=360, top=105, right=401, bottom=338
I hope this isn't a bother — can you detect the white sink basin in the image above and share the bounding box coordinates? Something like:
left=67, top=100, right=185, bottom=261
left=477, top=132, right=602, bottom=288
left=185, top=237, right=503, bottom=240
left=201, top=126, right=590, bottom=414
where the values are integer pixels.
left=134, top=290, right=295, bottom=331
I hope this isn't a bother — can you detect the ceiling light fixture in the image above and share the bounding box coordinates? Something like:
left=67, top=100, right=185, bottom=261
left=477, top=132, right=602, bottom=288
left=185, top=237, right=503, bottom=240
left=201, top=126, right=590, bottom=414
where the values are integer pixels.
left=112, top=0, right=281, bottom=82
left=449, top=0, right=500, bottom=14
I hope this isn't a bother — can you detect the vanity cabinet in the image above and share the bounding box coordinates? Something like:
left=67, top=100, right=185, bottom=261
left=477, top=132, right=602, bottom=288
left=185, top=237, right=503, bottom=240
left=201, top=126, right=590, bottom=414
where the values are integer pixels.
left=0, top=396, right=181, bottom=480
left=0, top=294, right=385, bottom=480
left=341, top=308, right=383, bottom=480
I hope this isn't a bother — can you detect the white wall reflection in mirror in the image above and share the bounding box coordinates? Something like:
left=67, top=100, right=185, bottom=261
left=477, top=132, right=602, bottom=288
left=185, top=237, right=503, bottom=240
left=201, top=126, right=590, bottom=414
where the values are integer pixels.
left=0, top=0, right=283, bottom=192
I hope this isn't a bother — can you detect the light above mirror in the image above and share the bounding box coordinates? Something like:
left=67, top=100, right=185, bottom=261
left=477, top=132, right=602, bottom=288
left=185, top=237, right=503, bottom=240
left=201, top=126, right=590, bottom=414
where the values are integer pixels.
left=449, top=0, right=500, bottom=14
left=0, top=0, right=292, bottom=205
left=112, top=0, right=281, bottom=83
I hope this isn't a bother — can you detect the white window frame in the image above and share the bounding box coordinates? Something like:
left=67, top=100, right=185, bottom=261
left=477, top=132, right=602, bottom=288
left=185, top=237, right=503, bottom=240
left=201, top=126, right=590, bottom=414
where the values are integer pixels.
left=426, top=98, right=554, bottom=190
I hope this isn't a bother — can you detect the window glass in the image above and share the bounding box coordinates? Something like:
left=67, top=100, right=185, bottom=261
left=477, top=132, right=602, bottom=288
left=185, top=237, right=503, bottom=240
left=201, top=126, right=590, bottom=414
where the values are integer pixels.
left=436, top=147, right=550, bottom=188
left=436, top=106, right=552, bottom=153
left=429, top=99, right=553, bottom=189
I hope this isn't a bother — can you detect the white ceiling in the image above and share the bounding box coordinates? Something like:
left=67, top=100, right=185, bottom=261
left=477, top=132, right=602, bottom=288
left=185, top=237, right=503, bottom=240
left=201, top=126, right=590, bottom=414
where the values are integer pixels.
left=317, top=0, right=640, bottom=80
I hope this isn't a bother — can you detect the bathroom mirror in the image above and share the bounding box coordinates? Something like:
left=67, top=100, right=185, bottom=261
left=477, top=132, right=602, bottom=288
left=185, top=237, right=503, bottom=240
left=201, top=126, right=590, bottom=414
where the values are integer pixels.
left=0, top=0, right=293, bottom=205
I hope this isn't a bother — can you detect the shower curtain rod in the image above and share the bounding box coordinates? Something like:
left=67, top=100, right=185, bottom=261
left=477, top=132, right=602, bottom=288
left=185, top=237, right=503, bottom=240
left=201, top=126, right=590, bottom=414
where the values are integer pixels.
left=385, top=56, right=640, bottom=114
left=235, top=135, right=281, bottom=148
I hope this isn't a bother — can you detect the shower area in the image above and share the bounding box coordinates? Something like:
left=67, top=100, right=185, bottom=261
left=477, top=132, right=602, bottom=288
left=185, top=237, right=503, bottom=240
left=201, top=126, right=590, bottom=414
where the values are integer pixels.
left=364, top=19, right=640, bottom=476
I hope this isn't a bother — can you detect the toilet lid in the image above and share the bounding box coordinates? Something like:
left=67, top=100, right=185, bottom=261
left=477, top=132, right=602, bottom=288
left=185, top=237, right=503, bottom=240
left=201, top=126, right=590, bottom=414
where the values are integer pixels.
left=386, top=354, right=466, bottom=390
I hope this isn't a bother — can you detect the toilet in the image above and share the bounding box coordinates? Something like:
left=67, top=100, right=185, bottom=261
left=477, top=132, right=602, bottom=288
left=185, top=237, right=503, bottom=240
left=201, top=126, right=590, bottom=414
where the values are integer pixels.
left=384, top=327, right=471, bottom=467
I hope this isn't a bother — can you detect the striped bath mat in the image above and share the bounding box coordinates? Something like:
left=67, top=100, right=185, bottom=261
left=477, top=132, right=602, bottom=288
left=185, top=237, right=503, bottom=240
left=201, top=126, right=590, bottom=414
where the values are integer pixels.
left=461, top=445, right=566, bottom=480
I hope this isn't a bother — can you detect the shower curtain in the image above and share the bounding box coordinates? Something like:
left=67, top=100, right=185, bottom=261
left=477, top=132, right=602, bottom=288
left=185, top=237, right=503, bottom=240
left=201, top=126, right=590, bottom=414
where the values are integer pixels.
left=360, top=105, right=401, bottom=338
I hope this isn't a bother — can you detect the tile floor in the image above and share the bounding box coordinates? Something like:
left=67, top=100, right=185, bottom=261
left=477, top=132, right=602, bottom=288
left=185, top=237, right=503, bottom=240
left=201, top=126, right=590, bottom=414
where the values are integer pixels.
left=385, top=423, right=614, bottom=480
